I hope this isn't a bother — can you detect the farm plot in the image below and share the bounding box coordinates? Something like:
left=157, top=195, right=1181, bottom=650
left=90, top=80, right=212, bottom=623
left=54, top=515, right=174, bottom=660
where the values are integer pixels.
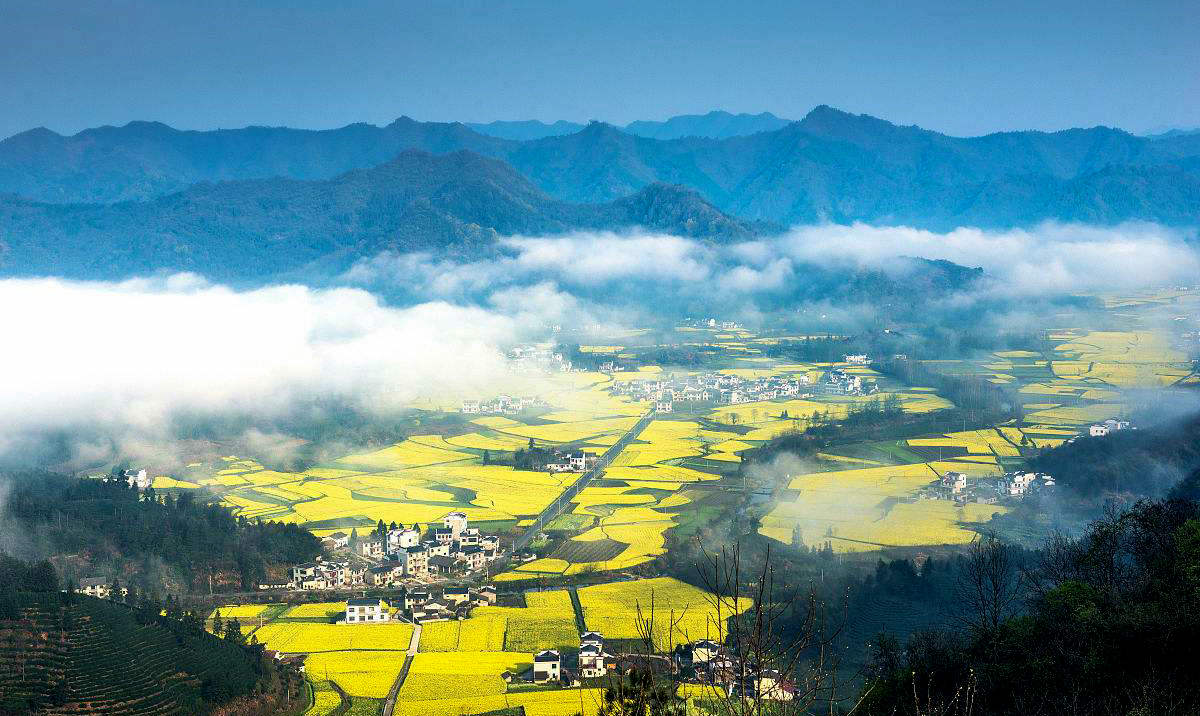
left=304, top=651, right=405, bottom=699
left=254, top=621, right=412, bottom=653
left=397, top=652, right=532, bottom=703
left=758, top=461, right=1005, bottom=551
left=578, top=577, right=753, bottom=650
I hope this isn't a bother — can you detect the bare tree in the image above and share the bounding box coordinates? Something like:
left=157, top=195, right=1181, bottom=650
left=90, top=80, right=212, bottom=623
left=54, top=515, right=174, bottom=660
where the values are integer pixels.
left=953, top=534, right=1020, bottom=648
left=694, top=541, right=868, bottom=716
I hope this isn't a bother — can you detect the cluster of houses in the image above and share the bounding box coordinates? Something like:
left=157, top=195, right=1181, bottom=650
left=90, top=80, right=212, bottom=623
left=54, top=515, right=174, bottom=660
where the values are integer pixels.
left=543, top=450, right=599, bottom=473
left=1086, top=418, right=1133, bottom=438
left=75, top=577, right=129, bottom=600
left=921, top=469, right=1056, bottom=504
left=289, top=512, right=503, bottom=591
left=338, top=584, right=499, bottom=625
left=508, top=344, right=574, bottom=374
left=679, top=317, right=742, bottom=331
left=524, top=633, right=793, bottom=700
left=674, top=640, right=797, bottom=700
left=819, top=367, right=876, bottom=396
left=362, top=512, right=503, bottom=585
left=289, top=559, right=366, bottom=591
left=610, top=372, right=814, bottom=413
left=461, top=395, right=550, bottom=416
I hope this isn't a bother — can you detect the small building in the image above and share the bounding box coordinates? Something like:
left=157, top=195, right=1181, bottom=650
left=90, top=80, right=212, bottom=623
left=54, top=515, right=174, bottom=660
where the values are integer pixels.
left=428, top=555, right=456, bottom=575
left=77, top=577, right=119, bottom=600
left=345, top=598, right=390, bottom=624
left=400, top=544, right=429, bottom=577
left=459, top=546, right=486, bottom=571
left=357, top=538, right=384, bottom=559
left=578, top=633, right=612, bottom=678
left=691, top=639, right=725, bottom=665
left=434, top=528, right=455, bottom=545
left=388, top=526, right=421, bottom=551
left=326, top=531, right=351, bottom=549
left=533, top=650, right=561, bottom=682
left=404, top=589, right=430, bottom=611
left=444, top=586, right=470, bottom=605
left=443, top=511, right=469, bottom=539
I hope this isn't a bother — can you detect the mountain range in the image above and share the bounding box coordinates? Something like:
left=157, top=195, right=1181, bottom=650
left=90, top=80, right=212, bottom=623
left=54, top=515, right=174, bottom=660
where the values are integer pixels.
left=465, top=110, right=792, bottom=141
left=1, top=105, right=1199, bottom=281
left=3, top=106, right=1199, bottom=228
left=0, top=150, right=758, bottom=281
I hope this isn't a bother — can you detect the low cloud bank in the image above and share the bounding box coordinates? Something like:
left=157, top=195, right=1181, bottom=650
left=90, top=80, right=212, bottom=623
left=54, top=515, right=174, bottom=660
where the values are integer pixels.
left=347, top=222, right=1200, bottom=310
left=0, top=276, right=522, bottom=459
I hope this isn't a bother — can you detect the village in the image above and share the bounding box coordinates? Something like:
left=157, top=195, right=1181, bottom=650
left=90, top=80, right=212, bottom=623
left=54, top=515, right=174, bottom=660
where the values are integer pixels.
left=287, top=511, right=507, bottom=591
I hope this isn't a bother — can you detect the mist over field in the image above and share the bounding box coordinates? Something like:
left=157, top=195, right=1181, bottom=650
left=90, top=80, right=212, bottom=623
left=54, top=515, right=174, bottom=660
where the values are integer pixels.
left=1, top=220, right=1194, bottom=471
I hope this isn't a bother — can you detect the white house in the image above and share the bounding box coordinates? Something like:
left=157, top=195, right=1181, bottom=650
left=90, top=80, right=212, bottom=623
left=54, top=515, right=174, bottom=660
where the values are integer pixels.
left=578, top=632, right=610, bottom=678
left=388, top=526, right=421, bottom=551
left=533, top=650, right=561, bottom=682
left=400, top=544, right=429, bottom=577
left=1089, top=424, right=1109, bottom=437
left=690, top=639, right=724, bottom=665
left=357, top=538, right=384, bottom=559
left=579, top=643, right=612, bottom=678
left=443, top=512, right=469, bottom=539
left=344, top=598, right=390, bottom=624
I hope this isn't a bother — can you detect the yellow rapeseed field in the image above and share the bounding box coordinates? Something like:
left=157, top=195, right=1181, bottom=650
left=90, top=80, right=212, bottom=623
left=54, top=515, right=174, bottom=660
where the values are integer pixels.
left=305, top=651, right=405, bottom=698
left=254, top=621, right=412, bottom=653
left=578, top=577, right=752, bottom=650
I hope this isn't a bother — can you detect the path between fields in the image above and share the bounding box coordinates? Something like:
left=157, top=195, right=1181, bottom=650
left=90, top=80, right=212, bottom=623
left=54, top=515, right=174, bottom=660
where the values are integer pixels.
left=511, top=410, right=657, bottom=553
left=381, top=623, right=421, bottom=716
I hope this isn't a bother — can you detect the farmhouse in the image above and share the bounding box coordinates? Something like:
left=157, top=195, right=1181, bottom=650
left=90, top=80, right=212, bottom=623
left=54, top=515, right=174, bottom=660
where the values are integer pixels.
left=387, top=525, right=421, bottom=551
left=76, top=577, right=126, bottom=600
left=578, top=633, right=613, bottom=678
left=443, top=512, right=469, bottom=539
left=400, top=545, right=429, bottom=577
left=344, top=598, right=390, bottom=624
left=533, top=650, right=562, bottom=682
left=357, top=538, right=384, bottom=559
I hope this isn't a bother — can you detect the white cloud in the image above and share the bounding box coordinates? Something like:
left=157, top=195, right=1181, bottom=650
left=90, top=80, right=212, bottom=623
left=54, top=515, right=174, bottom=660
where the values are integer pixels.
left=777, top=222, right=1200, bottom=293
left=347, top=222, right=1198, bottom=301
left=0, top=276, right=518, bottom=436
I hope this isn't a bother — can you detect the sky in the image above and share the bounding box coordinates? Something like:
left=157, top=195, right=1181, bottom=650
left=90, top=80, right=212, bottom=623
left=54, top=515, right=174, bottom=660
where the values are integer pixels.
left=1, top=0, right=1198, bottom=140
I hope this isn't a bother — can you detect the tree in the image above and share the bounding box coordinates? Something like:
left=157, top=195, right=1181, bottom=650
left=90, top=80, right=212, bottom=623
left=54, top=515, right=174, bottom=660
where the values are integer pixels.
left=954, top=534, right=1020, bottom=648
left=483, top=449, right=491, bottom=465
left=22, top=560, right=59, bottom=593
left=224, top=616, right=244, bottom=643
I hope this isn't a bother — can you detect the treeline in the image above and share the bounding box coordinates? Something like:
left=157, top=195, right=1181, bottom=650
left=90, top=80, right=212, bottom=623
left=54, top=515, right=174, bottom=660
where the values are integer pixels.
left=2, top=471, right=320, bottom=593
left=860, top=497, right=1200, bottom=715
left=875, top=356, right=1021, bottom=420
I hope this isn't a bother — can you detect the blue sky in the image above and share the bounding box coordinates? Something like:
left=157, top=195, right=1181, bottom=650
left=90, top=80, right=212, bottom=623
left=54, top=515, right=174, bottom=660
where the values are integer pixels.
left=2, top=0, right=1197, bottom=140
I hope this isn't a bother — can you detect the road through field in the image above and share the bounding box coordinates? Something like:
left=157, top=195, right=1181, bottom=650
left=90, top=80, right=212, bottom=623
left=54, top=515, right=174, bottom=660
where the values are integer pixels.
left=511, top=410, right=656, bottom=553
left=381, top=623, right=422, bottom=716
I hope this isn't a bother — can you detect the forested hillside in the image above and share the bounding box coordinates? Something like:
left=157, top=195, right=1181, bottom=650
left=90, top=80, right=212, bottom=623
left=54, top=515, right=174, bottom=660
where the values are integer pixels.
left=3, top=472, right=320, bottom=593
left=0, top=150, right=756, bottom=280
left=0, top=559, right=290, bottom=715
